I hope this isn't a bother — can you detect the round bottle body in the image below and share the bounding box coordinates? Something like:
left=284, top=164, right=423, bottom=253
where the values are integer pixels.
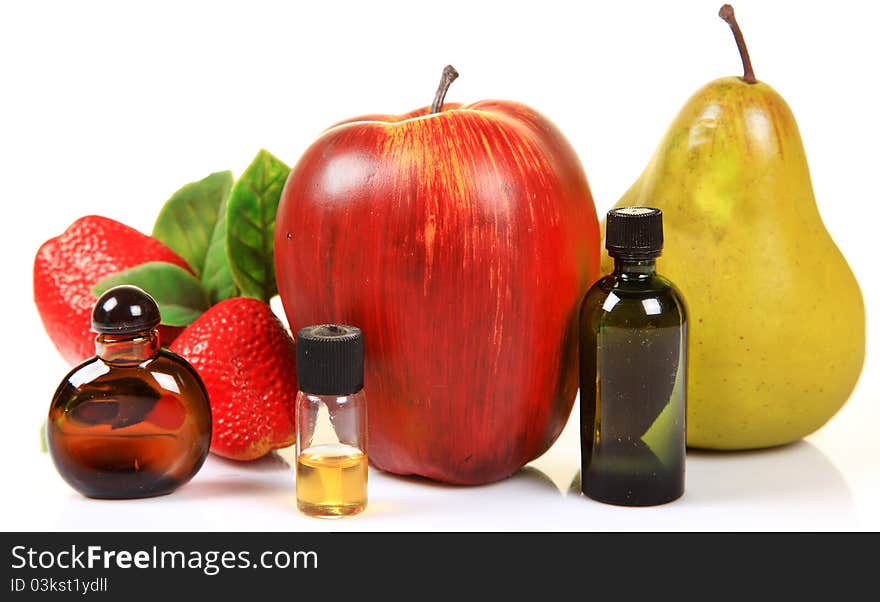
left=48, top=336, right=212, bottom=499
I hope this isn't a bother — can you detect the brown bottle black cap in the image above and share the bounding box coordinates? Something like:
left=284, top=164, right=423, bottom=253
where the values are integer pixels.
left=91, top=285, right=161, bottom=335
left=606, top=207, right=664, bottom=258
left=296, top=324, right=364, bottom=395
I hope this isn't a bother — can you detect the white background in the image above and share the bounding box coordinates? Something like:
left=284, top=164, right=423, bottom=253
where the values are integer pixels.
left=0, top=0, right=877, bottom=531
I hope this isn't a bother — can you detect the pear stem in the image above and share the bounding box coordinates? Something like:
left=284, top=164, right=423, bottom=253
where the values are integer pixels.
left=719, top=4, right=757, bottom=84
left=430, top=65, right=459, bottom=114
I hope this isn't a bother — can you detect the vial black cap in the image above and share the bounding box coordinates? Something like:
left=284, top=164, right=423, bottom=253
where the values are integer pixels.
left=606, top=207, right=664, bottom=258
left=91, top=285, right=161, bottom=335
left=296, top=324, right=364, bottom=395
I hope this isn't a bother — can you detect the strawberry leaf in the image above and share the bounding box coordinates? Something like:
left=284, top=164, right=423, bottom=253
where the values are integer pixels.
left=201, top=193, right=239, bottom=304
left=92, top=261, right=211, bottom=327
left=226, top=150, right=290, bottom=302
left=152, top=170, right=237, bottom=303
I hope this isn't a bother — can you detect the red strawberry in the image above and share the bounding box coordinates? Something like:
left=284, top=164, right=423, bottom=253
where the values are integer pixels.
left=170, top=298, right=298, bottom=461
left=34, top=215, right=193, bottom=364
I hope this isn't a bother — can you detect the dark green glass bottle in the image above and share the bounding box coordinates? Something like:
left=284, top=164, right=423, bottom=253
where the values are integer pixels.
left=579, top=207, right=686, bottom=506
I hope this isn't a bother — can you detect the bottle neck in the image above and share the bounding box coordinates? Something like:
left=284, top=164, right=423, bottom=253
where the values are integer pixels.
left=612, top=255, right=657, bottom=279
left=95, top=329, right=160, bottom=365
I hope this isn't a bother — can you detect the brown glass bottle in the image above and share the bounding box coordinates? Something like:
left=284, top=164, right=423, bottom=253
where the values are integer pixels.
left=579, top=208, right=687, bottom=506
left=47, top=285, right=212, bottom=499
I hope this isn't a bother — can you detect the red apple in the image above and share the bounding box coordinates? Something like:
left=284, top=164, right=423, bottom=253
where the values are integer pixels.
left=275, top=66, right=599, bottom=484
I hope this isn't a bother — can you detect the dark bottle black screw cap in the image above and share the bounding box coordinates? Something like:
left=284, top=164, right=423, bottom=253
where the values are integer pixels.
left=606, top=207, right=664, bottom=258
left=296, top=324, right=364, bottom=396
left=91, top=285, right=162, bottom=335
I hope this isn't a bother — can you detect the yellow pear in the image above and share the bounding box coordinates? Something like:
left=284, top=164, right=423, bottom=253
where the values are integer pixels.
left=603, top=5, right=865, bottom=449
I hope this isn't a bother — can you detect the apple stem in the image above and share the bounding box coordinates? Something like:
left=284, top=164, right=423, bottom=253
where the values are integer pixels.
left=719, top=5, right=757, bottom=84
left=430, top=65, right=460, bottom=114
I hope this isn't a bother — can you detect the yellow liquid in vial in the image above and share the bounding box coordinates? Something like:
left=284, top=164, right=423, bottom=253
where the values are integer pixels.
left=296, top=443, right=367, bottom=518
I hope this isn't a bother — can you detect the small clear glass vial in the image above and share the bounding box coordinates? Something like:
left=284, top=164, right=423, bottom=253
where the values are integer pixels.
left=295, top=324, right=367, bottom=518
left=579, top=208, right=687, bottom=506
left=47, top=285, right=212, bottom=499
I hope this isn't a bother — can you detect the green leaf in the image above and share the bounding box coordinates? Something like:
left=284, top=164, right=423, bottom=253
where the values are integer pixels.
left=92, top=261, right=211, bottom=327
left=202, top=194, right=239, bottom=304
left=152, top=170, right=234, bottom=279
left=226, top=149, right=290, bottom=302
